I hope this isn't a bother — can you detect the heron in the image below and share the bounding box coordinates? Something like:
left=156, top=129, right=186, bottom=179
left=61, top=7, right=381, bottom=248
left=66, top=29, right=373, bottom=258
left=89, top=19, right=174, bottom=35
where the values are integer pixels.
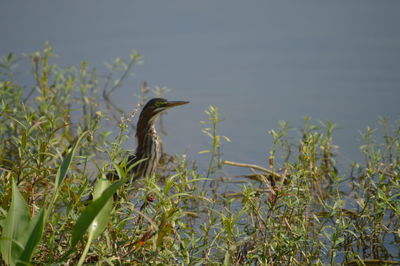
left=110, top=98, right=189, bottom=183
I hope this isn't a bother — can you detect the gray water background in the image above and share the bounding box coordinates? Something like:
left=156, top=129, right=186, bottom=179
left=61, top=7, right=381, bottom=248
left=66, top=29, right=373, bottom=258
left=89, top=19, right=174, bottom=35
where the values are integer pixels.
left=1, top=1, right=400, bottom=173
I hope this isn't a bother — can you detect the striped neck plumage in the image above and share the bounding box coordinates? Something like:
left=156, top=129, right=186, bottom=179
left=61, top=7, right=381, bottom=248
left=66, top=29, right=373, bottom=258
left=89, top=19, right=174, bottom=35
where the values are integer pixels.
left=135, top=112, right=159, bottom=155
left=134, top=114, right=161, bottom=179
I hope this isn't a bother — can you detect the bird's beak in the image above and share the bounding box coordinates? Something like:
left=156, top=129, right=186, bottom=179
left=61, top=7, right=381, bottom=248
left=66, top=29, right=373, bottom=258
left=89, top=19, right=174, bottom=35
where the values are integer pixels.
left=165, top=100, right=190, bottom=108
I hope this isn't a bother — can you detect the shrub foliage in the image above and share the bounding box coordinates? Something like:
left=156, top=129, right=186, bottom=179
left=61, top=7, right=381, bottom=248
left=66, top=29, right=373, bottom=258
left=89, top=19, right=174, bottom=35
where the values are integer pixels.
left=0, top=45, right=399, bottom=265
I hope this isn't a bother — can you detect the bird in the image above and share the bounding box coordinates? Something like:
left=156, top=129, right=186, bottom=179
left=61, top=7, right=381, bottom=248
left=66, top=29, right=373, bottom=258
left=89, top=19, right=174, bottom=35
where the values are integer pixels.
left=109, top=98, right=189, bottom=184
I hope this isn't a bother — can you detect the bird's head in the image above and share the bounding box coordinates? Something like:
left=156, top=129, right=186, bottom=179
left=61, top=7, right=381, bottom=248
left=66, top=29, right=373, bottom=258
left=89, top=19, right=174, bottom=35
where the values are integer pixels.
left=139, top=98, right=190, bottom=124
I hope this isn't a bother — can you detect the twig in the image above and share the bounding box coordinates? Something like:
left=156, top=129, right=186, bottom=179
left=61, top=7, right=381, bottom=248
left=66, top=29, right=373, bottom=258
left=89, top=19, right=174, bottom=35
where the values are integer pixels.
left=222, top=188, right=274, bottom=198
left=222, top=160, right=284, bottom=181
left=102, top=55, right=140, bottom=122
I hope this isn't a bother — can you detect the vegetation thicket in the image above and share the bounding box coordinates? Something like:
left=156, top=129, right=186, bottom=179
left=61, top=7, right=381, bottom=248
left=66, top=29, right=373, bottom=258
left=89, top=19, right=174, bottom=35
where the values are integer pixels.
left=0, top=44, right=399, bottom=265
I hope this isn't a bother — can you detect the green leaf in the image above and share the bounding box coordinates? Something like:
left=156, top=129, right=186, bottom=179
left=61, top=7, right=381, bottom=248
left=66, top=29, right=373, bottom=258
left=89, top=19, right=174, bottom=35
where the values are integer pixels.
left=0, top=180, right=30, bottom=266
left=223, top=249, right=231, bottom=266
left=62, top=177, right=128, bottom=261
left=89, top=178, right=113, bottom=240
left=55, top=132, right=87, bottom=189
left=49, top=132, right=88, bottom=214
left=77, top=178, right=113, bottom=266
left=71, top=179, right=123, bottom=246
left=18, top=209, right=46, bottom=263
left=7, top=52, right=13, bottom=62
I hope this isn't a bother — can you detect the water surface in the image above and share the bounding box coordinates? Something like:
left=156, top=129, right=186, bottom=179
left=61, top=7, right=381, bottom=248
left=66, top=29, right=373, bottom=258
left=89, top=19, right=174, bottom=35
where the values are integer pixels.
left=1, top=0, right=399, bottom=171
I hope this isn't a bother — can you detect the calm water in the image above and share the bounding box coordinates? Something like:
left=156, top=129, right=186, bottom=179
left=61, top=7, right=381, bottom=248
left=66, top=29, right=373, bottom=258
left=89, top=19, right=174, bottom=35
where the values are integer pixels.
left=1, top=1, right=400, bottom=172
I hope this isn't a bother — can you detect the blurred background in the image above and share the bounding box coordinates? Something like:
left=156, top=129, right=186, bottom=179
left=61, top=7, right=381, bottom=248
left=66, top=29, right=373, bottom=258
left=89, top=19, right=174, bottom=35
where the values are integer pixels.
left=1, top=0, right=399, bottom=170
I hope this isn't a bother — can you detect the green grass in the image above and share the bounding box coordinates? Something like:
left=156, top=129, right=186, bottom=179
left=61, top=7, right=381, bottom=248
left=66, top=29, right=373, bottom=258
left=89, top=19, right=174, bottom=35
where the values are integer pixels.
left=0, top=44, right=399, bottom=265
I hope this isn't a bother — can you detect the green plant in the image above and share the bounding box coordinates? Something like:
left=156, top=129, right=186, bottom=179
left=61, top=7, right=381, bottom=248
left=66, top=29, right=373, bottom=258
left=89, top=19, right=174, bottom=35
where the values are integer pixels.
left=0, top=45, right=399, bottom=265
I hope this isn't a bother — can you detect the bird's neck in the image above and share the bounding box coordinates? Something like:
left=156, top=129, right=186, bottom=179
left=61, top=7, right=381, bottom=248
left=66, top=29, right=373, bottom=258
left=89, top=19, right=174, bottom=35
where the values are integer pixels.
left=135, top=119, right=159, bottom=158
